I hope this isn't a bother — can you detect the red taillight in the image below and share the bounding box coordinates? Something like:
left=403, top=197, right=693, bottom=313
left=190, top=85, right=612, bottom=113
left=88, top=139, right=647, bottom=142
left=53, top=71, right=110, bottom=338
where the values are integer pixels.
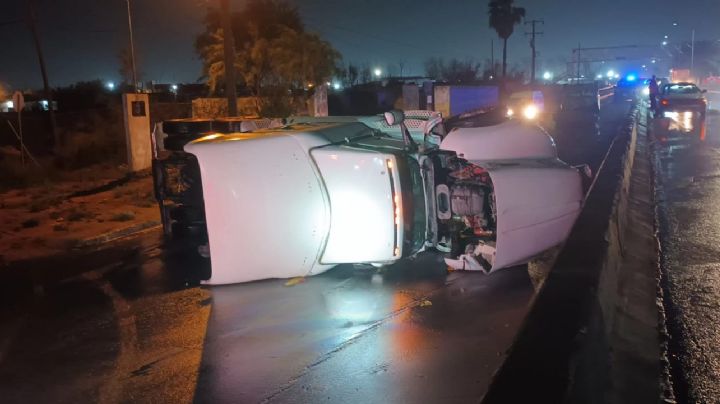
left=661, top=99, right=669, bottom=106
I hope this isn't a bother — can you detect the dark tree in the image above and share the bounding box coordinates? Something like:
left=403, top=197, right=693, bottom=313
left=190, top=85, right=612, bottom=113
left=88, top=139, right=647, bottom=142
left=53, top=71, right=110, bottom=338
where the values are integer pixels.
left=488, top=0, right=526, bottom=78
left=424, top=58, right=480, bottom=83
left=360, top=65, right=371, bottom=84
left=195, top=0, right=340, bottom=116
left=347, top=64, right=359, bottom=86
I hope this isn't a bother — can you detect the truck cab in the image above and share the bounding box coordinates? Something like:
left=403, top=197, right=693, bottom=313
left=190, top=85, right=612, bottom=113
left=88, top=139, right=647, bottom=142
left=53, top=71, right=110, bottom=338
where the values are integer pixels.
left=185, top=112, right=583, bottom=285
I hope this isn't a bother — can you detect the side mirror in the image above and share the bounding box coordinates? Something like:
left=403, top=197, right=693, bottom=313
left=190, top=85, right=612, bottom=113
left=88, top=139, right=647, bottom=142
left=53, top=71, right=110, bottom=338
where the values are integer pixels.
left=384, top=109, right=418, bottom=152
left=422, top=112, right=443, bottom=135
left=384, top=109, right=405, bottom=126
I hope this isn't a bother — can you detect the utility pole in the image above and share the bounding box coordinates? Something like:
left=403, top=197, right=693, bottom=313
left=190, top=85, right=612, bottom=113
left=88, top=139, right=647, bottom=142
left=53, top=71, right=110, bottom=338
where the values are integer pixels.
left=690, top=29, right=695, bottom=78
left=125, top=0, right=138, bottom=91
left=26, top=0, right=59, bottom=147
left=490, top=39, right=495, bottom=78
left=576, top=43, right=582, bottom=79
left=220, top=0, right=238, bottom=116
left=525, top=19, right=544, bottom=83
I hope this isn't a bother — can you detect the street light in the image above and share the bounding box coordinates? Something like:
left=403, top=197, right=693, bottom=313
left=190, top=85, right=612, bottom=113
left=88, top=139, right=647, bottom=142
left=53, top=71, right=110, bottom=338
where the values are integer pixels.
left=671, top=21, right=695, bottom=78
left=662, top=40, right=668, bottom=46
left=542, top=71, right=552, bottom=81
left=373, top=68, right=382, bottom=78
left=106, top=81, right=115, bottom=90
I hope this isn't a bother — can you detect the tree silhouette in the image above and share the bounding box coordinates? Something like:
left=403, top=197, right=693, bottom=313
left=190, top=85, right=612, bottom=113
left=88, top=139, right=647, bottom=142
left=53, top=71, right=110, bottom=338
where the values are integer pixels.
left=195, top=0, right=340, bottom=116
left=488, top=0, right=526, bottom=78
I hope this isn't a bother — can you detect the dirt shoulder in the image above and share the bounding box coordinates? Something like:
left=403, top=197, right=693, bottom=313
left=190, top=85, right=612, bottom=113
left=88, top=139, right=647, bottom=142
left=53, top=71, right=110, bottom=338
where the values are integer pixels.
left=0, top=172, right=159, bottom=265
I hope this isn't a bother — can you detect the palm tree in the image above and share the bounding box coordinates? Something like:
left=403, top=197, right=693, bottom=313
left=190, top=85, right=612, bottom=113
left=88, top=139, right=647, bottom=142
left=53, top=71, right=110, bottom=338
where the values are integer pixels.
left=488, top=0, right=526, bottom=78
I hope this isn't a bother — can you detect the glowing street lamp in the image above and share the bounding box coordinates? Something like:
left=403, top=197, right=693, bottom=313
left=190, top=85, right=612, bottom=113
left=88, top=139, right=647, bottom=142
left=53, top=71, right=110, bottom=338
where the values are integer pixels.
left=171, top=84, right=178, bottom=92
left=542, top=71, right=552, bottom=81
left=106, top=81, right=115, bottom=90
left=373, top=68, right=382, bottom=78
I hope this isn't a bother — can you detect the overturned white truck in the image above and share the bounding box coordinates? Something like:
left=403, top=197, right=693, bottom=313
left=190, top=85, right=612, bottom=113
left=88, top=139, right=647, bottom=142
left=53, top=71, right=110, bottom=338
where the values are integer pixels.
left=181, top=110, right=583, bottom=285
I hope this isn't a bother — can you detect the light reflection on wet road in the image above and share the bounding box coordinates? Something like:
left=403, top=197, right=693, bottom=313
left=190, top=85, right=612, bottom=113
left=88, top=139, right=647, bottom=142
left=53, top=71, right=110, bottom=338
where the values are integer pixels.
left=654, top=109, right=720, bottom=403
left=0, top=102, right=630, bottom=403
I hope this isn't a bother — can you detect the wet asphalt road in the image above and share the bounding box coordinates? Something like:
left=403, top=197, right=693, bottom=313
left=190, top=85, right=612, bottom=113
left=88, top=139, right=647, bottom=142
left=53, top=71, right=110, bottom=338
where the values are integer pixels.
left=0, top=101, right=630, bottom=404
left=653, top=99, right=720, bottom=403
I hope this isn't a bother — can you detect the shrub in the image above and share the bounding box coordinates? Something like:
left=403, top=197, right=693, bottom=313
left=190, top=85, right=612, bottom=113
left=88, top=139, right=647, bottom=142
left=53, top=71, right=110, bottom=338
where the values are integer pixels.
left=67, top=207, right=93, bottom=222
left=21, top=219, right=39, bottom=228
left=0, top=157, right=48, bottom=191
left=55, top=109, right=126, bottom=169
left=111, top=211, right=135, bottom=222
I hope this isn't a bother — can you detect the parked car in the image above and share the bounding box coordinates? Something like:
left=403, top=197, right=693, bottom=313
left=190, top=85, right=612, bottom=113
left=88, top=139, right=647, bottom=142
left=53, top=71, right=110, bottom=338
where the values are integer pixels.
left=183, top=110, right=584, bottom=285
left=656, top=82, right=707, bottom=138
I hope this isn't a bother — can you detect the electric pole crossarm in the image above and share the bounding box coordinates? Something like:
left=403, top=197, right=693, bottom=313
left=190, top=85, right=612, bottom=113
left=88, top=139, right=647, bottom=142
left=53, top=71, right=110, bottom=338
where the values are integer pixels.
left=525, top=19, right=544, bottom=83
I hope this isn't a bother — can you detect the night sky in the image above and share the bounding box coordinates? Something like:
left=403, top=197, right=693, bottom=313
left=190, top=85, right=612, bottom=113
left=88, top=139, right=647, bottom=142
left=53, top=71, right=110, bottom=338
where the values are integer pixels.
left=3, top=0, right=720, bottom=89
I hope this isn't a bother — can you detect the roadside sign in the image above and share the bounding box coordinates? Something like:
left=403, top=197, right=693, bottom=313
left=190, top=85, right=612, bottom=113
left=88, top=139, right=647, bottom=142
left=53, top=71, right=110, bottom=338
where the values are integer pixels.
left=12, top=91, right=24, bottom=112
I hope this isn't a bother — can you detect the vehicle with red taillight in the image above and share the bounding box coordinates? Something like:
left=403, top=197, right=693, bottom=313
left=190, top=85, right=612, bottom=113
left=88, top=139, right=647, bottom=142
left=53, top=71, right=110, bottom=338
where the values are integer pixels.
left=657, top=82, right=707, bottom=137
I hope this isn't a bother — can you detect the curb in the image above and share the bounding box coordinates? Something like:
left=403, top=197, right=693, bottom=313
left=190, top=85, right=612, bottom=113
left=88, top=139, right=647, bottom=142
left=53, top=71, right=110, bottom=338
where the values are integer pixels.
left=74, top=221, right=161, bottom=248
left=67, top=169, right=151, bottom=199
left=0, top=220, right=163, bottom=305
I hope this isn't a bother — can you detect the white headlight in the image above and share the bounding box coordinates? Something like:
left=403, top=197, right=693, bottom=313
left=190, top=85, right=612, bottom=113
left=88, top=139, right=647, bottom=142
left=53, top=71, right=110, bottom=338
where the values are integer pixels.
left=506, top=108, right=514, bottom=117
left=522, top=104, right=539, bottom=120
left=642, top=87, right=650, bottom=96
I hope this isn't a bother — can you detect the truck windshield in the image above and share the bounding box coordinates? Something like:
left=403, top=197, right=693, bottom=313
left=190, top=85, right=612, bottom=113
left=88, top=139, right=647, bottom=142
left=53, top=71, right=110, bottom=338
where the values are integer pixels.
left=397, top=155, right=427, bottom=255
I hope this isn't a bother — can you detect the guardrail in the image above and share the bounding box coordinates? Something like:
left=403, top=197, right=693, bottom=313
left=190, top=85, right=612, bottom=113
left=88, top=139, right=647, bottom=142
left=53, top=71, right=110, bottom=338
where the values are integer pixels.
left=481, top=106, right=646, bottom=403
left=599, top=85, right=615, bottom=101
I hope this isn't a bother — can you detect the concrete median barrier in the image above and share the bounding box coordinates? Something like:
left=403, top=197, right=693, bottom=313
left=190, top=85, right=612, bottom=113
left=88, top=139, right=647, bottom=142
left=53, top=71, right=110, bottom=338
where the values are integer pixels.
left=482, top=106, right=669, bottom=403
